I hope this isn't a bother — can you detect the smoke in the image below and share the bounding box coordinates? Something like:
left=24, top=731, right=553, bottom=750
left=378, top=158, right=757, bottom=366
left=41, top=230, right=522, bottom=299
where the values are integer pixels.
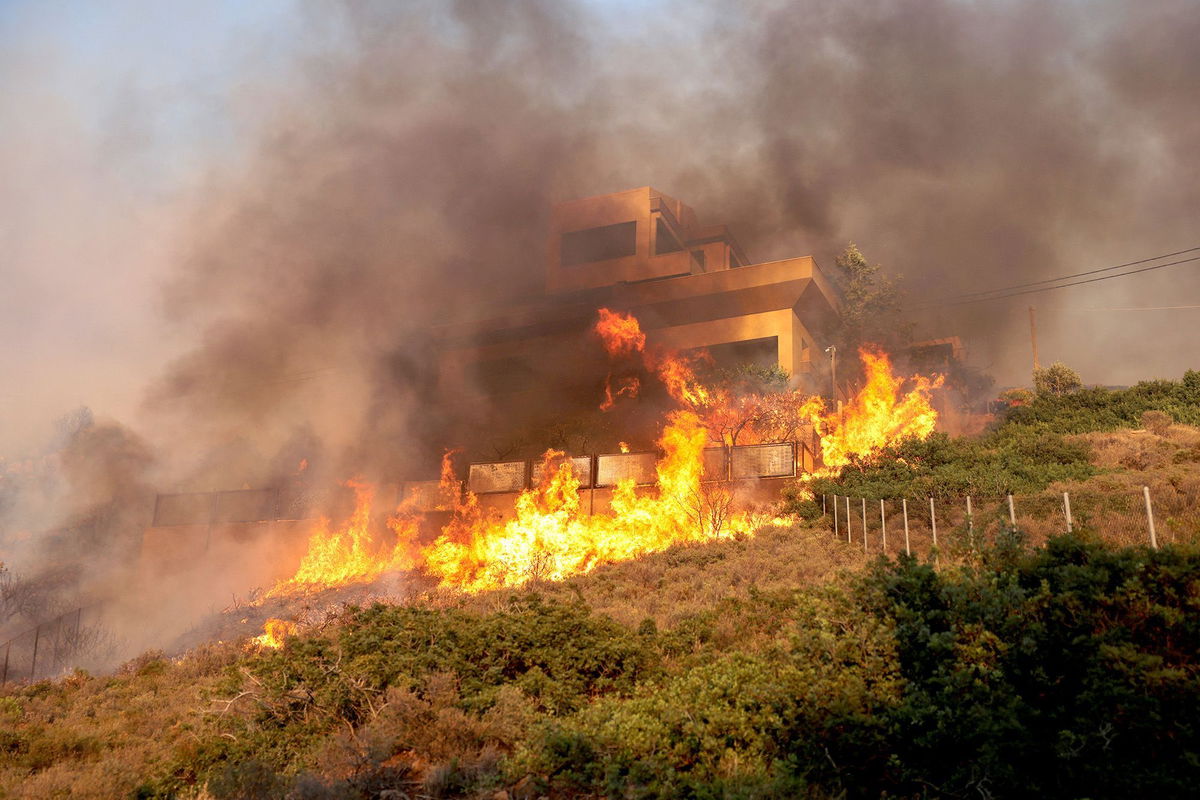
left=3, top=0, right=1199, bottom=658
left=145, top=0, right=1200, bottom=477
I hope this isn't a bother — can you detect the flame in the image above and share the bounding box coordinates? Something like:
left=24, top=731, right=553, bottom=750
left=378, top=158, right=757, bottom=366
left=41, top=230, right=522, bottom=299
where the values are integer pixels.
left=814, top=348, right=942, bottom=468
left=251, top=618, right=298, bottom=649
left=595, top=308, right=646, bottom=356
left=420, top=410, right=751, bottom=592
left=260, top=311, right=942, bottom=608
left=265, top=480, right=418, bottom=598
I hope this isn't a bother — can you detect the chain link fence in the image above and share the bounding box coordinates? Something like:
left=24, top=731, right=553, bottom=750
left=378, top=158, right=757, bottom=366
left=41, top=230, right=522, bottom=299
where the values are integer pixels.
left=1, top=605, right=107, bottom=685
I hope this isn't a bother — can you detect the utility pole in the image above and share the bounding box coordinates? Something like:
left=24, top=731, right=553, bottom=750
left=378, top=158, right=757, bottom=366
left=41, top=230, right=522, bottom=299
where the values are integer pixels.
left=824, top=345, right=837, bottom=402
left=1028, top=306, right=1040, bottom=377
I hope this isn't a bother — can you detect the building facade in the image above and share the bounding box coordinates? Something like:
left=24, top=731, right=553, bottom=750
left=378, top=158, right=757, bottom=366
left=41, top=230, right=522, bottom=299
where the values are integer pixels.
left=434, top=186, right=840, bottom=418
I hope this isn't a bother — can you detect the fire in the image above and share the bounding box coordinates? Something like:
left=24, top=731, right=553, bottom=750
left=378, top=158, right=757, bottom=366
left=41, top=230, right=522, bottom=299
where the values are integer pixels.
left=251, top=617, right=298, bottom=649
left=421, top=410, right=750, bottom=592
left=258, top=309, right=943, bottom=607
left=591, top=308, right=940, bottom=468
left=595, top=307, right=646, bottom=356
left=814, top=349, right=942, bottom=469
left=265, top=480, right=418, bottom=598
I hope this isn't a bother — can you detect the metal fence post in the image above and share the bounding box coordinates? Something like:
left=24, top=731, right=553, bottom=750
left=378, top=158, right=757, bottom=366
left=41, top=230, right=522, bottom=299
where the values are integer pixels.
left=1007, top=493, right=1016, bottom=526
left=1144, top=486, right=1158, bottom=549
left=1063, top=492, right=1073, bottom=533
left=930, top=496, right=938, bottom=549
left=902, top=498, right=910, bottom=556
left=833, top=494, right=839, bottom=537
left=30, top=625, right=40, bottom=681
left=822, top=493, right=826, bottom=515
left=880, top=499, right=887, bottom=552
left=51, top=615, right=62, bottom=673
left=966, top=495, right=973, bottom=536
left=845, top=495, right=851, bottom=543
left=861, top=498, right=868, bottom=553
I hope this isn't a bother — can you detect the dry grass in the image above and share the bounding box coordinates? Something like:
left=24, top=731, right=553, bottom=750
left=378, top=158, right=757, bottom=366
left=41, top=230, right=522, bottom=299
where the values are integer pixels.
left=0, top=642, right=243, bottom=799
left=419, top=519, right=869, bottom=630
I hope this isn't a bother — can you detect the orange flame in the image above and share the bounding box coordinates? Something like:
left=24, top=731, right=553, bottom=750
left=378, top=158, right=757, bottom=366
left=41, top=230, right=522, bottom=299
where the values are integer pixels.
left=420, top=410, right=749, bottom=592
left=260, top=311, right=943, bottom=609
left=265, top=480, right=418, bottom=598
left=595, top=308, right=646, bottom=357
left=814, top=348, right=943, bottom=469
left=251, top=617, right=298, bottom=649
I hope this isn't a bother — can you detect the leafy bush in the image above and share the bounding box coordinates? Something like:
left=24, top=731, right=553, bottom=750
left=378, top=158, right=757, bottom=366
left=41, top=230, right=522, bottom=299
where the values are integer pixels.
left=850, top=536, right=1200, bottom=797
left=517, top=537, right=1200, bottom=798
left=1005, top=370, right=1200, bottom=432
left=1034, top=361, right=1082, bottom=395
left=809, top=428, right=1094, bottom=499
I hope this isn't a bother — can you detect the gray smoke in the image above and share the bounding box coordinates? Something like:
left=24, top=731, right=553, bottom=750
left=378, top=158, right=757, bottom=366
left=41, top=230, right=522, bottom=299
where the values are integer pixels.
left=146, top=0, right=1200, bottom=480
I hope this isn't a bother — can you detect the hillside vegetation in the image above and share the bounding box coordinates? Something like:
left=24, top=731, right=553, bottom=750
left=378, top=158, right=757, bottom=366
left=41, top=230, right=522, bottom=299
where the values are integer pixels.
left=804, top=371, right=1200, bottom=501
left=4, top=374, right=1200, bottom=799
left=3, top=526, right=1198, bottom=799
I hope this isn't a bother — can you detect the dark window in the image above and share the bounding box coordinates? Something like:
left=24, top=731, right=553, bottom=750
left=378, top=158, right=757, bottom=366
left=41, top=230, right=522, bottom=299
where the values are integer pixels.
left=561, top=221, right=637, bottom=266
left=655, top=217, right=684, bottom=255
left=699, top=336, right=779, bottom=371
left=691, top=249, right=706, bottom=271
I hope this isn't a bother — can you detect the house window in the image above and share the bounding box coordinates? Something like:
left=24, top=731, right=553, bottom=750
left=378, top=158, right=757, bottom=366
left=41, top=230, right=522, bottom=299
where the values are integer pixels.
left=561, top=221, right=637, bottom=266
left=654, top=217, right=683, bottom=255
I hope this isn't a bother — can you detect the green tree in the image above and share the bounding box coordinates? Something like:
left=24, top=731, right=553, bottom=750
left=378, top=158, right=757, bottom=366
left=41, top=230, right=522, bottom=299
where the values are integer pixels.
left=829, top=242, right=910, bottom=358
left=1033, top=362, right=1082, bottom=396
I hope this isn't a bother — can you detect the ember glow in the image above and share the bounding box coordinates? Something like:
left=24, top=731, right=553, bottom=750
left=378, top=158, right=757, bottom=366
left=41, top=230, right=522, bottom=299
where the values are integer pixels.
left=255, top=308, right=942, bottom=614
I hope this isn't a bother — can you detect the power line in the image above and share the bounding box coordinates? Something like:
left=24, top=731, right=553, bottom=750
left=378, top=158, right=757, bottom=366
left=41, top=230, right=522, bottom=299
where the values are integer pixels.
left=944, top=245, right=1200, bottom=302
left=916, top=253, right=1200, bottom=308
left=1075, top=304, right=1200, bottom=312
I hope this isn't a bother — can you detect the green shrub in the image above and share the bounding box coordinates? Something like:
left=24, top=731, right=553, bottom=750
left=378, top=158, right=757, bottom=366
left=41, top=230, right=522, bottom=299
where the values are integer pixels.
left=851, top=537, right=1200, bottom=797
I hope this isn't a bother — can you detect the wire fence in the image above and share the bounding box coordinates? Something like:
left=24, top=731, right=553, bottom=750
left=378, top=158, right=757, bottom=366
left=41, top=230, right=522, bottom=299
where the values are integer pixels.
left=1, top=604, right=103, bottom=686
left=820, top=485, right=1200, bottom=558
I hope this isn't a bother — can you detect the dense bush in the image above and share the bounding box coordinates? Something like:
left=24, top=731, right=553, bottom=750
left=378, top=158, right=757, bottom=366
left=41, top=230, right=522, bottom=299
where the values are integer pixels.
left=803, top=427, right=1094, bottom=500
left=523, top=536, right=1200, bottom=799
left=859, top=536, right=1200, bottom=797
left=1006, top=370, right=1200, bottom=432
left=164, top=595, right=657, bottom=797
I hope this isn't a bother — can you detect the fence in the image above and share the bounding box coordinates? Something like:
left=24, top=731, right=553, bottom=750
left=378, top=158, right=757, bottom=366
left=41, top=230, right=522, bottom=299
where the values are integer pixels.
left=150, top=440, right=820, bottom=522
left=820, top=485, right=1200, bottom=557
left=1, top=605, right=98, bottom=686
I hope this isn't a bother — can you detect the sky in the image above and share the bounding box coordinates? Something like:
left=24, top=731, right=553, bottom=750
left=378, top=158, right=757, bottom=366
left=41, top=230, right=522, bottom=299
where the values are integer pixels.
left=1, top=0, right=1198, bottom=460
left=0, top=0, right=298, bottom=453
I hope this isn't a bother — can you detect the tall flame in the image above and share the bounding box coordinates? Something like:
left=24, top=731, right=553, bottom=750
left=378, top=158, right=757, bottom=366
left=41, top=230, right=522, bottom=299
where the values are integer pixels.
left=265, top=480, right=418, bottom=598
left=257, top=309, right=943, bottom=614
left=815, top=349, right=942, bottom=468
left=251, top=618, right=298, bottom=649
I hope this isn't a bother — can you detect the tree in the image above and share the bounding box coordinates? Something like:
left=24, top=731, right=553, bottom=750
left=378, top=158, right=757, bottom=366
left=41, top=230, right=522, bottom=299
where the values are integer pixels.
left=1033, top=362, right=1082, bottom=396
left=693, top=364, right=822, bottom=448
left=829, top=243, right=910, bottom=358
